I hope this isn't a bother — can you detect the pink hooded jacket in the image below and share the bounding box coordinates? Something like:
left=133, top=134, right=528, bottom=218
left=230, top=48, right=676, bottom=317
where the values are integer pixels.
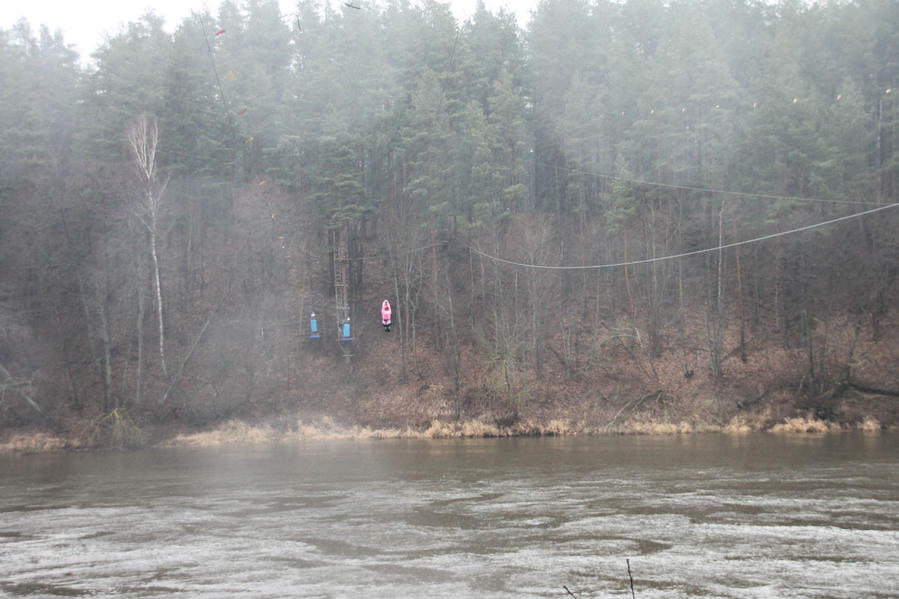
left=381, top=300, right=392, bottom=325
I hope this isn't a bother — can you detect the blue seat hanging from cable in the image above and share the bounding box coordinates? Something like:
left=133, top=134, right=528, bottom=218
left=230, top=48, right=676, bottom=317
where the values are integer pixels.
left=309, top=313, right=320, bottom=340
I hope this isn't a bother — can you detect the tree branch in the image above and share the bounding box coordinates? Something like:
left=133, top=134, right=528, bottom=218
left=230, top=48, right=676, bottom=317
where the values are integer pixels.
left=847, top=380, right=899, bottom=398
left=0, top=361, right=50, bottom=422
left=160, top=296, right=225, bottom=406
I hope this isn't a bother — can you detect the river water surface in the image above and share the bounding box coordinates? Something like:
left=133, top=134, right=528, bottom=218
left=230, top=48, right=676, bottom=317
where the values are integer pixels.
left=1, top=434, right=897, bottom=598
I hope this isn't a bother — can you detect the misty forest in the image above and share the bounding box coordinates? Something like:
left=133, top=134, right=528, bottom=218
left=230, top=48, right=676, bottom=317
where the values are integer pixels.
left=1, top=0, right=897, bottom=445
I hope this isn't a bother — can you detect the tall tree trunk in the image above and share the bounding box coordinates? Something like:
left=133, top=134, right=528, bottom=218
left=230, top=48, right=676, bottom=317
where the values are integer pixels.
left=623, top=229, right=635, bottom=321
left=128, top=114, right=169, bottom=384
left=677, top=196, right=690, bottom=377
left=443, top=270, right=462, bottom=419
left=135, top=261, right=146, bottom=407
left=393, top=267, right=408, bottom=383
left=801, top=309, right=815, bottom=395
left=734, top=220, right=746, bottom=362
left=77, top=277, right=101, bottom=409
left=96, top=266, right=114, bottom=412
left=707, top=202, right=725, bottom=378
left=430, top=226, right=442, bottom=351
left=150, top=227, right=168, bottom=382
left=648, top=199, right=661, bottom=358
left=714, top=203, right=725, bottom=376
left=52, top=298, right=80, bottom=411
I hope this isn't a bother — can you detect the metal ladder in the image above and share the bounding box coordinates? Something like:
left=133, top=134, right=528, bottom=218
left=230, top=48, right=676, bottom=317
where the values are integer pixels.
left=333, top=229, right=353, bottom=364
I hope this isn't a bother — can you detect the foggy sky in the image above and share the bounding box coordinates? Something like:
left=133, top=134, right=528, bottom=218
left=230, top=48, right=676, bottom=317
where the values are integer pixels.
left=1, top=0, right=535, bottom=62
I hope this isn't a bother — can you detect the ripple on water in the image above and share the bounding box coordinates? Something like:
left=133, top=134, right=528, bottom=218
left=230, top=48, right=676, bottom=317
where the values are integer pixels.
left=1, top=435, right=897, bottom=598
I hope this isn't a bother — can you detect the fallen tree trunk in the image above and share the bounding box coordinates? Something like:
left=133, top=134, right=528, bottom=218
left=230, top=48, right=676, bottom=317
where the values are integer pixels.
left=847, top=380, right=899, bottom=398
left=605, top=390, right=661, bottom=431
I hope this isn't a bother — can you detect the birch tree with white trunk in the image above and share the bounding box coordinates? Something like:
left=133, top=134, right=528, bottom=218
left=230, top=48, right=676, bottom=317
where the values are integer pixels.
left=128, top=114, right=170, bottom=383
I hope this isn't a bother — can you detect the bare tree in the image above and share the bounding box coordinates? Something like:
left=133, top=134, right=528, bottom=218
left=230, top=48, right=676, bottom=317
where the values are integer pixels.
left=0, top=298, right=49, bottom=423
left=520, top=216, right=555, bottom=380
left=706, top=201, right=725, bottom=378
left=127, top=114, right=170, bottom=382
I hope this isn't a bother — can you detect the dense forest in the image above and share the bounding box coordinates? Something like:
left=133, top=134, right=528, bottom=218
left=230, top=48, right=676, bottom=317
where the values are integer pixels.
left=1, top=0, right=897, bottom=445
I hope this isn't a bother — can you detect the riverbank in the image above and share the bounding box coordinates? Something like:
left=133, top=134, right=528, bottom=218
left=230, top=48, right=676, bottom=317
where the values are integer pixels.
left=1, top=411, right=891, bottom=454
left=3, top=311, right=897, bottom=453
left=160, top=412, right=890, bottom=445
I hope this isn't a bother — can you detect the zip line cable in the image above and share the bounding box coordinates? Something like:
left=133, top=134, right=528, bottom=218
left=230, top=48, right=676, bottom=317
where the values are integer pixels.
left=198, top=18, right=246, bottom=168
left=544, top=160, right=877, bottom=206
left=200, top=21, right=228, bottom=111
left=465, top=201, right=899, bottom=271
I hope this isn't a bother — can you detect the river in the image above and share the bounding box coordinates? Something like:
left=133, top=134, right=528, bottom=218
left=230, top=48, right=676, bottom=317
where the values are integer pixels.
left=1, top=434, right=897, bottom=598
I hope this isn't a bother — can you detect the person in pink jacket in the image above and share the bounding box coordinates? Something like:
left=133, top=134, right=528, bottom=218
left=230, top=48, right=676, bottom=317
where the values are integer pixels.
left=381, top=299, right=392, bottom=332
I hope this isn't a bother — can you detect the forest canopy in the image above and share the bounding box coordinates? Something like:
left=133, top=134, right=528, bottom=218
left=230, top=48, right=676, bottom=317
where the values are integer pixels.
left=1, top=0, right=897, bottom=437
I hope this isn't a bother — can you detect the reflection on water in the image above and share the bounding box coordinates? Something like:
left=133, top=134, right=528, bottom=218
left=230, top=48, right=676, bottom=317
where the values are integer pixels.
left=1, top=434, right=897, bottom=598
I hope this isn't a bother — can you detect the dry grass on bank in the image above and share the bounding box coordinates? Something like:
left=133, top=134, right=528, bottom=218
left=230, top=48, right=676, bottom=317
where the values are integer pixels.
left=0, top=431, right=73, bottom=453
left=158, top=412, right=889, bottom=448
left=422, top=418, right=577, bottom=438
left=162, top=417, right=425, bottom=446
left=769, top=416, right=844, bottom=433
left=162, top=416, right=576, bottom=446
left=610, top=419, right=716, bottom=435
left=857, top=416, right=883, bottom=432
left=1, top=413, right=891, bottom=453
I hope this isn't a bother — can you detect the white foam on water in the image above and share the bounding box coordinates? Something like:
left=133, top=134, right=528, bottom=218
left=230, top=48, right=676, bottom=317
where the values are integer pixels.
left=2, top=436, right=897, bottom=598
